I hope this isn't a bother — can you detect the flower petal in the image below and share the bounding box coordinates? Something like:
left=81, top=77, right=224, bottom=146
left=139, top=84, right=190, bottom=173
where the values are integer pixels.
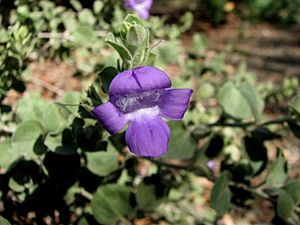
left=159, top=88, right=193, bottom=120
left=125, top=116, right=170, bottom=158
left=109, top=66, right=171, bottom=98
left=92, top=102, right=127, bottom=135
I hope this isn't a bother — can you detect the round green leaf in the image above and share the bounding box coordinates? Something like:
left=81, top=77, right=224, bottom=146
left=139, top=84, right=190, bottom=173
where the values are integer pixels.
left=239, top=80, right=264, bottom=120
left=92, top=184, right=133, bottom=225
left=266, top=150, right=287, bottom=187
left=0, top=138, right=18, bottom=170
left=12, top=120, right=44, bottom=159
left=164, top=121, right=197, bottom=160
left=218, top=81, right=252, bottom=119
left=277, top=189, right=295, bottom=219
left=16, top=93, right=48, bottom=122
left=136, top=183, right=159, bottom=210
left=86, top=143, right=119, bottom=176
left=285, top=180, right=300, bottom=204
left=197, top=82, right=216, bottom=100
left=0, top=216, right=11, bottom=225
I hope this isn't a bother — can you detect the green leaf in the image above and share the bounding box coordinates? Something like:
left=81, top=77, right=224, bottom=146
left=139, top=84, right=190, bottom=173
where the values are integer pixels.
left=218, top=81, right=252, bottom=119
left=120, top=22, right=131, bottom=41
left=12, top=120, right=44, bottom=159
left=210, top=171, right=231, bottom=217
left=239, top=80, right=264, bottom=120
left=208, top=53, right=225, bottom=73
left=131, top=29, right=150, bottom=67
left=8, top=177, right=25, bottom=192
left=98, top=67, right=119, bottom=93
left=92, top=184, right=133, bottom=225
left=16, top=93, right=48, bottom=122
left=105, top=33, right=132, bottom=63
left=154, top=40, right=180, bottom=65
left=144, top=52, right=157, bottom=66
left=197, top=82, right=215, bottom=100
left=193, top=33, right=207, bottom=55
left=136, top=182, right=159, bottom=210
left=0, top=138, right=19, bottom=170
left=86, top=143, right=119, bottom=176
left=164, top=121, right=197, bottom=160
left=285, top=180, right=300, bottom=204
left=126, top=24, right=148, bottom=53
left=0, top=216, right=11, bottom=225
left=42, top=103, right=70, bottom=133
left=123, top=14, right=144, bottom=26
left=73, top=24, right=97, bottom=47
left=78, top=9, right=96, bottom=25
left=59, top=91, right=81, bottom=114
left=44, top=129, right=77, bottom=155
left=93, top=0, right=104, bottom=14
left=289, top=94, right=300, bottom=117
left=277, top=189, right=295, bottom=219
left=266, top=150, right=287, bottom=187
left=70, top=0, right=82, bottom=11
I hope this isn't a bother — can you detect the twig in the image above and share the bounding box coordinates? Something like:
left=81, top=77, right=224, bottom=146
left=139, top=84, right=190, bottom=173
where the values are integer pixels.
left=230, top=182, right=276, bottom=203
left=207, top=121, right=254, bottom=128
left=37, top=30, right=107, bottom=40
left=206, top=116, right=293, bottom=129
left=26, top=76, right=64, bottom=96
left=258, top=116, right=292, bottom=127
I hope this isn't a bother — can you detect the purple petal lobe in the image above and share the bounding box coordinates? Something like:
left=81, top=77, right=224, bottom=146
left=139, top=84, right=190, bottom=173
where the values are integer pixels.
left=159, top=88, right=193, bottom=120
left=124, top=0, right=153, bottom=19
left=92, top=102, right=127, bottom=135
left=109, top=66, right=171, bottom=98
left=125, top=116, right=170, bottom=158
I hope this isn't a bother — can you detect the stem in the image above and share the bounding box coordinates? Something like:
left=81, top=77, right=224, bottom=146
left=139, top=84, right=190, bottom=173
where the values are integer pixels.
left=207, top=121, right=253, bottom=128
left=37, top=31, right=107, bottom=40
left=230, top=182, right=275, bottom=203
left=26, top=76, right=64, bottom=96
left=148, top=159, right=215, bottom=181
left=258, top=116, right=292, bottom=127
left=206, top=116, right=293, bottom=129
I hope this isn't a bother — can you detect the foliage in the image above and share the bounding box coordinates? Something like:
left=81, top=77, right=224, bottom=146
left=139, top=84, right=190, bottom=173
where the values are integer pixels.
left=0, top=2, right=300, bottom=225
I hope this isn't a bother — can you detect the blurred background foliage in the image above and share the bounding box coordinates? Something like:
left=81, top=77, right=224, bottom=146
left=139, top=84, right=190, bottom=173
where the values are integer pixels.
left=0, top=0, right=300, bottom=225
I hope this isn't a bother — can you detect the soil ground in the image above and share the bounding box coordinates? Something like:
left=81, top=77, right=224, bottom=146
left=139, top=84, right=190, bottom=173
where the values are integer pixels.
left=3, top=16, right=300, bottom=225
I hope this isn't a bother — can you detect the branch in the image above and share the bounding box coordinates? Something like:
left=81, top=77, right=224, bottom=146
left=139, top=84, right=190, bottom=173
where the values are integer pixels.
left=26, top=76, right=64, bottom=96
left=37, top=30, right=107, bottom=40
left=206, top=116, right=293, bottom=129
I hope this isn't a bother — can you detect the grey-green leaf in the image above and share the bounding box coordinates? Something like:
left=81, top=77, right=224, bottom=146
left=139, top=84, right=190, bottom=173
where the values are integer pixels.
left=12, top=120, right=44, bottom=159
left=0, top=138, right=18, bottom=170
left=164, top=121, right=197, bottom=160
left=239, top=80, right=264, bottom=120
left=218, top=81, right=252, bottom=119
left=136, top=183, right=159, bottom=210
left=42, top=103, right=70, bottom=133
left=0, top=216, right=11, bottom=225
left=86, top=143, right=119, bottom=176
left=210, top=171, right=231, bottom=217
left=266, top=150, right=287, bottom=187
left=285, top=180, right=300, bottom=205
left=289, top=94, right=300, bottom=119
left=277, top=189, right=295, bottom=219
left=92, top=184, right=133, bottom=225
left=105, top=33, right=132, bottom=63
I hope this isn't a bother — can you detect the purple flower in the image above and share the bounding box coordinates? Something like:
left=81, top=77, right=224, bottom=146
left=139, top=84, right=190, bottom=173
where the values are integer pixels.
left=124, top=0, right=153, bottom=20
left=92, top=66, right=192, bottom=158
